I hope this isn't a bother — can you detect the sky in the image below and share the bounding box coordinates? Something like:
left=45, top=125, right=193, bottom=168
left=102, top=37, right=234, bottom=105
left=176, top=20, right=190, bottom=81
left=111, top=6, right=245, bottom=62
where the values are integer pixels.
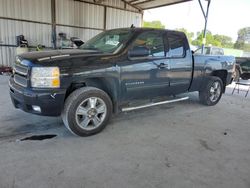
left=143, top=0, right=250, bottom=42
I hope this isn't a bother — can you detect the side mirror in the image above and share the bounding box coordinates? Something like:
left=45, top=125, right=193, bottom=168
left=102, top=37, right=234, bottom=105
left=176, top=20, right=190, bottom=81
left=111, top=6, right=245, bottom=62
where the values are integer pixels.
left=129, top=46, right=150, bottom=58
left=70, top=37, right=84, bottom=48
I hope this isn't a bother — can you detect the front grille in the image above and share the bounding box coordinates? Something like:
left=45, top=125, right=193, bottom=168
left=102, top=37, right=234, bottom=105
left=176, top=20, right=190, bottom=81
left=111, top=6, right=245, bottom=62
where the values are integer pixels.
left=14, top=64, right=28, bottom=76
left=13, top=61, right=29, bottom=87
left=14, top=74, right=28, bottom=87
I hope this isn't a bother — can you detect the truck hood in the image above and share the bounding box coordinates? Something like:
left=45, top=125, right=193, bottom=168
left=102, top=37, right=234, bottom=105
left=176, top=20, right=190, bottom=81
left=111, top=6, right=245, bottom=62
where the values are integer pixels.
left=19, top=49, right=103, bottom=62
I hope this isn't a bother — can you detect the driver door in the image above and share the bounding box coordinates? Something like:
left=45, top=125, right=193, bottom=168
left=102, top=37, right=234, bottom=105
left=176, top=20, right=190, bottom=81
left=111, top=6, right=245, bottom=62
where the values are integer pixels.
left=119, top=31, right=171, bottom=100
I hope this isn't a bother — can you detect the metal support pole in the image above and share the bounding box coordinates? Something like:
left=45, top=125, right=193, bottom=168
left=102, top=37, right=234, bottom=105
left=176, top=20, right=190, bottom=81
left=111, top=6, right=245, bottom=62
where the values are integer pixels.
left=103, top=6, right=107, bottom=30
left=51, top=0, right=57, bottom=49
left=198, top=0, right=211, bottom=54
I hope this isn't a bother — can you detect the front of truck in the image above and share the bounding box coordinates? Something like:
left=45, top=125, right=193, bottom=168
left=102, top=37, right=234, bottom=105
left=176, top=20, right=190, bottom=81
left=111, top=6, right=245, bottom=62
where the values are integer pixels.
left=9, top=28, right=135, bottom=117
left=9, top=55, right=67, bottom=116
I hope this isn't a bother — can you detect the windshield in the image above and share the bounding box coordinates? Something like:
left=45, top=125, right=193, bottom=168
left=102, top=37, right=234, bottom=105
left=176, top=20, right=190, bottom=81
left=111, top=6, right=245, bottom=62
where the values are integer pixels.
left=81, top=29, right=133, bottom=53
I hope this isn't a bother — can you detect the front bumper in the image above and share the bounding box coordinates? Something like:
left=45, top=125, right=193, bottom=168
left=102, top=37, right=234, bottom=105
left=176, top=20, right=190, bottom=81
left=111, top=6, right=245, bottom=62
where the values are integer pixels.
left=9, top=77, right=66, bottom=116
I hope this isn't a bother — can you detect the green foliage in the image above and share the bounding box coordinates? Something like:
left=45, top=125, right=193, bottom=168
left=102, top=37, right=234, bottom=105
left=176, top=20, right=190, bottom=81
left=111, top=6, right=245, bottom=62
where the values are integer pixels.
left=213, top=34, right=234, bottom=48
left=141, top=23, right=250, bottom=52
left=191, top=30, right=222, bottom=47
left=237, top=27, right=250, bottom=40
left=176, top=28, right=194, bottom=43
left=143, top=21, right=165, bottom=29
left=234, top=40, right=244, bottom=49
left=242, top=44, right=250, bottom=52
left=234, top=27, right=250, bottom=52
left=190, top=28, right=250, bottom=51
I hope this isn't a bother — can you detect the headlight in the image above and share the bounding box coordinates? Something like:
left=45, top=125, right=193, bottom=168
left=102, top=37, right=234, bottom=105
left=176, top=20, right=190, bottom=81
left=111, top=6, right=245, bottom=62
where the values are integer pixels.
left=31, top=67, right=60, bottom=88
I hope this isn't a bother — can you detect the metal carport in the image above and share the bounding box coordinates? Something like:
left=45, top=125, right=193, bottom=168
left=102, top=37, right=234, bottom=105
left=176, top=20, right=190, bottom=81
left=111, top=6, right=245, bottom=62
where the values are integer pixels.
left=0, top=0, right=210, bottom=68
left=123, top=0, right=192, bottom=10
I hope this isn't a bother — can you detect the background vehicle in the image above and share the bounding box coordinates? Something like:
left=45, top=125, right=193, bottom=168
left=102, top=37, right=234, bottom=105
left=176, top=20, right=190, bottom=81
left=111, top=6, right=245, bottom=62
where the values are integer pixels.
left=195, top=46, right=250, bottom=81
left=234, top=57, right=250, bottom=81
left=9, top=28, right=235, bottom=136
left=194, top=46, right=224, bottom=55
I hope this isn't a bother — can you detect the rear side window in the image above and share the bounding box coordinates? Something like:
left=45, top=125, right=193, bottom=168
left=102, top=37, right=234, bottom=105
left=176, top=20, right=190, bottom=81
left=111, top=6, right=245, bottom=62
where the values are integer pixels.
left=167, top=33, right=185, bottom=58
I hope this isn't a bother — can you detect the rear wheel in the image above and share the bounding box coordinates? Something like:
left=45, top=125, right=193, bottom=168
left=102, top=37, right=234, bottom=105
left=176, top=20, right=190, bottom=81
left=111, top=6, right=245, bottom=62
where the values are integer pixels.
left=62, top=87, right=113, bottom=137
left=199, top=77, right=223, bottom=106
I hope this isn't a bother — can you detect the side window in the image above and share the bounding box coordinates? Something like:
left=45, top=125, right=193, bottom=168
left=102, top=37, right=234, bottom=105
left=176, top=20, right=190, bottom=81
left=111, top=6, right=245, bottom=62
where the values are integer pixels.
left=167, top=33, right=185, bottom=58
left=211, top=48, right=222, bottom=55
left=211, top=48, right=218, bottom=55
left=219, top=49, right=224, bottom=55
left=132, top=31, right=165, bottom=58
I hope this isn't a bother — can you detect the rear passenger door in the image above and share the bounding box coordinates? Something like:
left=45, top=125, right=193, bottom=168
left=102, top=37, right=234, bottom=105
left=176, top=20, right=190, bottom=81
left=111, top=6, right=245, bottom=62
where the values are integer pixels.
left=166, top=32, right=193, bottom=94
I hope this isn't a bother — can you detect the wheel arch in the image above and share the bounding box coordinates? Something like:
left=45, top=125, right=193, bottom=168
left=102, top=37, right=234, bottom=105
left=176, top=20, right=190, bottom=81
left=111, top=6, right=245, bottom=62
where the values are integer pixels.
left=210, top=70, right=228, bottom=92
left=64, top=77, right=120, bottom=113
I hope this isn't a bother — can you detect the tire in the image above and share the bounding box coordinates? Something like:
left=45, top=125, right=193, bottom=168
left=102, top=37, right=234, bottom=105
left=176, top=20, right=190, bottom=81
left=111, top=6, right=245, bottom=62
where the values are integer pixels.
left=241, top=73, right=249, bottom=80
left=233, top=68, right=240, bottom=81
left=62, top=87, right=113, bottom=137
left=199, top=76, right=223, bottom=106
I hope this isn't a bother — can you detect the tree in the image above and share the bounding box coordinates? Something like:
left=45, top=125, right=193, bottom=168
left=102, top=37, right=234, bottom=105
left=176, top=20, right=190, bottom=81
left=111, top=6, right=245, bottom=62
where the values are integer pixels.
left=191, top=30, right=233, bottom=48
left=143, top=21, right=165, bottom=29
left=191, top=30, right=222, bottom=47
left=213, top=34, right=233, bottom=48
left=176, top=28, right=194, bottom=43
left=234, top=27, right=250, bottom=51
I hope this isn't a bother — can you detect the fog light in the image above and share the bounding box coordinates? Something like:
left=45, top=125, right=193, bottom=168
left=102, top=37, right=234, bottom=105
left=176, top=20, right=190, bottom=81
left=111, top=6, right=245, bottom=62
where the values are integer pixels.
left=32, top=105, right=41, bottom=112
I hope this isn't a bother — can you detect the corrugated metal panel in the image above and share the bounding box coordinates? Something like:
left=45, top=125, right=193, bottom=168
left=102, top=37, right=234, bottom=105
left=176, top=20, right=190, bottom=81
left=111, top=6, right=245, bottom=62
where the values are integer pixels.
left=123, top=0, right=191, bottom=10
left=0, top=46, right=16, bottom=67
left=103, top=0, right=125, bottom=9
left=56, top=0, right=104, bottom=29
left=56, top=26, right=102, bottom=43
left=0, top=0, right=143, bottom=67
left=0, top=0, right=51, bottom=23
left=0, top=19, right=52, bottom=47
left=106, top=8, right=142, bottom=29
left=126, top=4, right=140, bottom=12
left=0, top=18, right=52, bottom=67
left=73, top=0, right=127, bottom=10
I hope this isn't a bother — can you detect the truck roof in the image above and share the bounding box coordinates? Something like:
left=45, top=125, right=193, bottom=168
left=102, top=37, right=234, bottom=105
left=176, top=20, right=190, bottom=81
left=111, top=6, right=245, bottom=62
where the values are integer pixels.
left=108, top=27, right=185, bottom=35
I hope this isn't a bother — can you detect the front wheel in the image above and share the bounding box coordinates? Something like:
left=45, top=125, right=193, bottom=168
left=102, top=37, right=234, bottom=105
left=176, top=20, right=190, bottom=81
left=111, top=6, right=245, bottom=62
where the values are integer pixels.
left=62, top=87, right=113, bottom=137
left=199, top=77, right=223, bottom=106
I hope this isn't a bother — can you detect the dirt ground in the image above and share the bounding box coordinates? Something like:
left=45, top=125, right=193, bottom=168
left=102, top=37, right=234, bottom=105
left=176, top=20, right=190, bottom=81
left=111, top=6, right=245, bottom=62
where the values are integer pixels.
left=0, top=75, right=250, bottom=188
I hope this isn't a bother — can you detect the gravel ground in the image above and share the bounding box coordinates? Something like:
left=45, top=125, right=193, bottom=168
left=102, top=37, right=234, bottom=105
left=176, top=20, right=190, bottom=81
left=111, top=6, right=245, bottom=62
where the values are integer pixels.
left=0, top=75, right=250, bottom=188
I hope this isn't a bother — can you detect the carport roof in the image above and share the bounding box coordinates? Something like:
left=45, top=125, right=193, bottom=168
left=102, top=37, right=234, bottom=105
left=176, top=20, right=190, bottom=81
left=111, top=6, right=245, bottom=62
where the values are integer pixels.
left=123, top=0, right=192, bottom=10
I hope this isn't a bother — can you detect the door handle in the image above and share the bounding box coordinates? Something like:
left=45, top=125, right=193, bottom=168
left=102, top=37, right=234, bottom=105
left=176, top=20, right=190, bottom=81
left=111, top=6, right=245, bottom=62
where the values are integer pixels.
left=158, top=63, right=168, bottom=69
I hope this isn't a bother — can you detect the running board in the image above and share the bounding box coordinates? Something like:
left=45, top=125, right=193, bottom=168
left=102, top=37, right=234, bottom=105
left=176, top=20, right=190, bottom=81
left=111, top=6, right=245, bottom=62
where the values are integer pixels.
left=122, top=96, right=189, bottom=112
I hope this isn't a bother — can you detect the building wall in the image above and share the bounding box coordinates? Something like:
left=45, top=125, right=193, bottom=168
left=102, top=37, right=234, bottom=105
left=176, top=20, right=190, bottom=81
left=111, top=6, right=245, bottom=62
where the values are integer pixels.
left=106, top=8, right=141, bottom=30
left=0, top=0, right=142, bottom=67
left=0, top=0, right=52, bottom=67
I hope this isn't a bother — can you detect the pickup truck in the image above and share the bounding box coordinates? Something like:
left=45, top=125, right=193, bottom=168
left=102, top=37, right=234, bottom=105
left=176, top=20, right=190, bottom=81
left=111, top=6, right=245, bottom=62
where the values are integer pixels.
left=195, top=46, right=224, bottom=56
left=234, top=57, right=250, bottom=81
left=9, top=28, right=235, bottom=136
left=195, top=46, right=250, bottom=81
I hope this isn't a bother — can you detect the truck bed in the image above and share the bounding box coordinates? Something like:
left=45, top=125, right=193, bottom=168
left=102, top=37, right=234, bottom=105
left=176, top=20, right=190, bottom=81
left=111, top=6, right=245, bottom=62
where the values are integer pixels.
left=189, top=54, right=235, bottom=92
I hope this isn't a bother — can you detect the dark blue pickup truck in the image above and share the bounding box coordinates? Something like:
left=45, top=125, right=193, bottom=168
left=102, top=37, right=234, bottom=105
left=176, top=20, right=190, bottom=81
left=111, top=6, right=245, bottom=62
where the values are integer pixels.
left=9, top=28, right=235, bottom=136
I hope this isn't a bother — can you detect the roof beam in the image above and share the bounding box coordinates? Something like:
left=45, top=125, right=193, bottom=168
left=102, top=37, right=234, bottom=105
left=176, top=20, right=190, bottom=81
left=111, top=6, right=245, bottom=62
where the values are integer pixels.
left=137, top=0, right=192, bottom=10
left=133, top=0, right=155, bottom=6
left=121, top=0, right=143, bottom=11
left=127, top=0, right=141, bottom=3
